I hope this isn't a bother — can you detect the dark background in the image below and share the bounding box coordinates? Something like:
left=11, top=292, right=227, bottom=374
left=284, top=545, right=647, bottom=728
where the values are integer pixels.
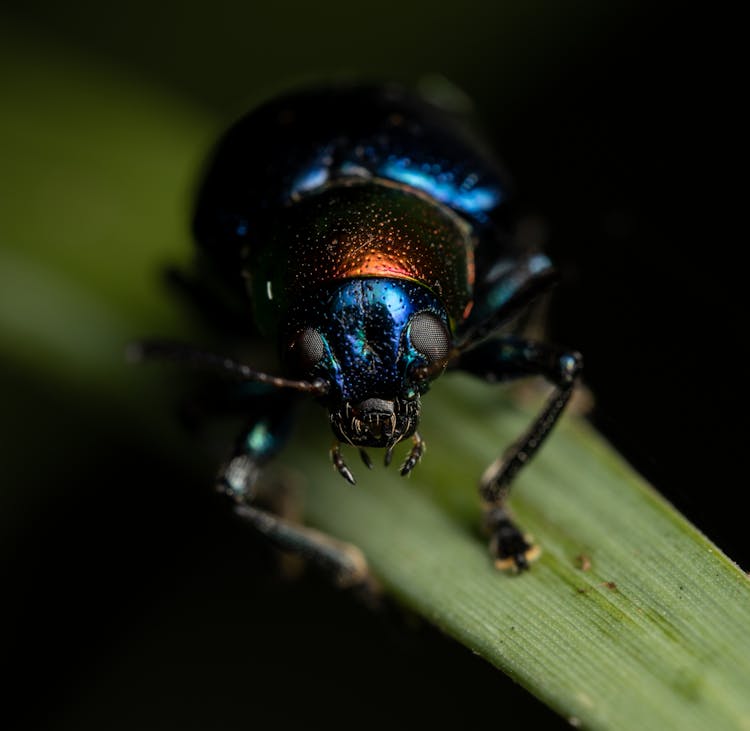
left=3, top=2, right=746, bottom=729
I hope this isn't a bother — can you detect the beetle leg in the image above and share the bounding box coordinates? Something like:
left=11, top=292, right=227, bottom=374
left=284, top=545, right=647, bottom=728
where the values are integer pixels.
left=483, top=507, right=541, bottom=572
left=229, top=491, right=372, bottom=591
left=400, top=431, right=425, bottom=476
left=455, top=336, right=583, bottom=571
left=217, top=393, right=295, bottom=501
left=412, top=254, right=560, bottom=384
left=456, top=253, right=558, bottom=349
left=220, top=418, right=373, bottom=590
left=218, top=444, right=376, bottom=599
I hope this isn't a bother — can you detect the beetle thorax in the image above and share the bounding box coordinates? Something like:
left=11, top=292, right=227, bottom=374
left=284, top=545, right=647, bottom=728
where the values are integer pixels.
left=250, top=180, right=475, bottom=337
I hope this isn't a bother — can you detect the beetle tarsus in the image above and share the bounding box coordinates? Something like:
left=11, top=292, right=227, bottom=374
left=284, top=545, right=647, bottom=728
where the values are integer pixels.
left=486, top=507, right=540, bottom=573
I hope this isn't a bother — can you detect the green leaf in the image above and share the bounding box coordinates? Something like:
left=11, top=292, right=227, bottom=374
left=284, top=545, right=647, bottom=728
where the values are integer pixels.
left=296, top=387, right=750, bottom=730
left=3, top=27, right=749, bottom=731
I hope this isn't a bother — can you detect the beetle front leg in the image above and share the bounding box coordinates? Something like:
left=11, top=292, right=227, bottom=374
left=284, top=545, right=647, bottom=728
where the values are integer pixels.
left=230, top=497, right=371, bottom=590
left=456, top=336, right=583, bottom=571
left=221, top=414, right=374, bottom=591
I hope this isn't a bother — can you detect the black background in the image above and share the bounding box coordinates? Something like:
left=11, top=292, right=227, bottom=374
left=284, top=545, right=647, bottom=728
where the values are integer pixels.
left=3, top=2, right=747, bottom=729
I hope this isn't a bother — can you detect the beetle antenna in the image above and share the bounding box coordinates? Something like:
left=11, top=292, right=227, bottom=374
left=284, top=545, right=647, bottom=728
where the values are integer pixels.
left=127, top=339, right=329, bottom=395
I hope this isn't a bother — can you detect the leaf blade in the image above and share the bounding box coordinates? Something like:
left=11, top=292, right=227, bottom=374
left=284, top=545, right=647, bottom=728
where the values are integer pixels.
left=295, top=378, right=750, bottom=731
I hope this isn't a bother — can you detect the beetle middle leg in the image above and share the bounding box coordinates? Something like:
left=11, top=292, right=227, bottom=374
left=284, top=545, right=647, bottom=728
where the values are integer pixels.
left=220, top=394, right=374, bottom=590
left=455, top=336, right=582, bottom=571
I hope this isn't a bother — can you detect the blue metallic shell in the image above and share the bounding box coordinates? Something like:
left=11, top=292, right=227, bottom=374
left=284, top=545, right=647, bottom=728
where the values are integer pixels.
left=193, top=84, right=514, bottom=290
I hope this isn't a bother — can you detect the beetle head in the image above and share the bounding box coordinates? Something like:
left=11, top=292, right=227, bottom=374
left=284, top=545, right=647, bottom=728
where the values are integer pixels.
left=284, top=278, right=451, bottom=455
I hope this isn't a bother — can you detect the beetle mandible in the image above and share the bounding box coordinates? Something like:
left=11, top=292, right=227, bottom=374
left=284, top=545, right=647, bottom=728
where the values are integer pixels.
left=134, top=84, right=582, bottom=586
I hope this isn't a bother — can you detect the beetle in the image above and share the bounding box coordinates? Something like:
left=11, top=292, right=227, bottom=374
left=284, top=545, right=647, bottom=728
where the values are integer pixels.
left=133, top=83, right=582, bottom=587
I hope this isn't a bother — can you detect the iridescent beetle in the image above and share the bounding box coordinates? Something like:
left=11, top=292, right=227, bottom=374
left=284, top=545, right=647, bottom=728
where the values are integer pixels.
left=134, top=84, right=582, bottom=585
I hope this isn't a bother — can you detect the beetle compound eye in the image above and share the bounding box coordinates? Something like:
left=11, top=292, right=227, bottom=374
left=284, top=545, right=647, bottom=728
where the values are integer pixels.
left=292, top=327, right=326, bottom=370
left=409, top=312, right=450, bottom=362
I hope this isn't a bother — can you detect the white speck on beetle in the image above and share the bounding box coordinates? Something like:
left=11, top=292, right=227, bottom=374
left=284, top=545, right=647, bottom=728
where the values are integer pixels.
left=266, top=281, right=273, bottom=300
